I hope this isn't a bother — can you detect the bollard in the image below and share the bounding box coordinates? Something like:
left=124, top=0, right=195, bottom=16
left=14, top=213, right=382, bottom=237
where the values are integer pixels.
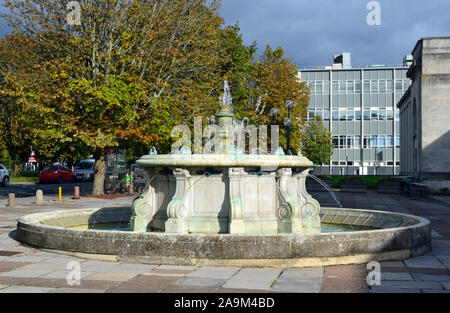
left=58, top=187, right=62, bottom=202
left=74, top=186, right=80, bottom=199
left=36, top=189, right=44, bottom=205
left=8, top=193, right=15, bottom=207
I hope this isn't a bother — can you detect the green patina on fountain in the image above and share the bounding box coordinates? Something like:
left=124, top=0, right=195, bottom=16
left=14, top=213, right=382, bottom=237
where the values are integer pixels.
left=130, top=81, right=321, bottom=235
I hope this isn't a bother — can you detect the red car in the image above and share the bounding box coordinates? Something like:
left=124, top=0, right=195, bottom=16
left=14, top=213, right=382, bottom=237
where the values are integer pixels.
left=39, top=164, right=76, bottom=184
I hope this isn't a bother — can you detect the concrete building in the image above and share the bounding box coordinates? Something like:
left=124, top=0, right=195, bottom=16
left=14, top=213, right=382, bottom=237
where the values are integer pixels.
left=299, top=53, right=410, bottom=175
left=397, top=37, right=450, bottom=192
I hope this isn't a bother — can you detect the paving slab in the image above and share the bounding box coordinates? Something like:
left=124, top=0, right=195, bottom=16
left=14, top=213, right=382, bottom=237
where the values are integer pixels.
left=412, top=273, right=450, bottom=282
left=41, top=270, right=95, bottom=280
left=379, top=280, right=443, bottom=290
left=404, top=255, right=446, bottom=269
left=320, top=277, right=369, bottom=293
left=162, top=285, right=217, bottom=293
left=271, top=278, right=321, bottom=293
left=381, top=272, right=413, bottom=281
left=157, top=265, right=198, bottom=271
left=441, top=282, right=450, bottom=290
left=380, top=261, right=406, bottom=268
left=422, top=289, right=450, bottom=293
left=222, top=268, right=282, bottom=291
left=370, top=287, right=421, bottom=293
left=187, top=266, right=240, bottom=280
left=0, top=268, right=54, bottom=278
left=84, top=272, right=138, bottom=282
left=177, top=277, right=225, bottom=288
left=106, top=275, right=180, bottom=293
left=49, top=288, right=105, bottom=293
left=0, top=286, right=55, bottom=293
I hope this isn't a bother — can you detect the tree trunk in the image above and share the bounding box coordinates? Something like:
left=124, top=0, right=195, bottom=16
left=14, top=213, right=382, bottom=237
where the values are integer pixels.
left=92, top=152, right=107, bottom=195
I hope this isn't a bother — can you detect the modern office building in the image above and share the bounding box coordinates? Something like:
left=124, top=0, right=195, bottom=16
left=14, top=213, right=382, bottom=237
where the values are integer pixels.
left=398, top=37, right=450, bottom=192
left=298, top=53, right=410, bottom=175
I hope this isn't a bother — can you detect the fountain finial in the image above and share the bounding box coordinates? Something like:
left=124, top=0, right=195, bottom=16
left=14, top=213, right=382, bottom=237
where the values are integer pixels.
left=220, top=80, right=232, bottom=108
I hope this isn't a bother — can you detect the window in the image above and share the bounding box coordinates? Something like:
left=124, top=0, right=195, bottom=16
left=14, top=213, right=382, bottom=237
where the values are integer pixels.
left=371, top=136, right=378, bottom=148
left=332, top=81, right=339, bottom=93
left=355, top=80, right=362, bottom=93
left=355, top=108, right=362, bottom=121
left=364, top=108, right=370, bottom=120
left=347, top=136, right=354, bottom=149
left=347, top=80, right=354, bottom=93
left=347, top=108, right=354, bottom=121
left=323, top=108, right=330, bottom=121
left=371, top=108, right=378, bottom=120
left=379, top=80, right=386, bottom=93
left=310, top=82, right=316, bottom=94
left=378, top=136, right=386, bottom=148
left=339, top=108, right=347, bottom=121
left=332, top=161, right=339, bottom=166
left=339, top=81, right=346, bottom=94
left=332, top=136, right=339, bottom=148
left=395, top=108, right=400, bottom=120
left=332, top=109, right=339, bottom=121
left=363, top=136, right=371, bottom=148
left=379, top=108, right=386, bottom=120
left=396, top=136, right=400, bottom=148
left=324, top=81, right=330, bottom=94
left=316, top=81, right=323, bottom=94
left=387, top=136, right=393, bottom=147
left=363, top=80, right=370, bottom=93
left=387, top=108, right=394, bottom=120
left=386, top=80, right=393, bottom=93
left=354, top=136, right=361, bottom=149
left=339, top=136, right=346, bottom=149
left=371, top=80, right=378, bottom=93
left=395, top=79, right=403, bottom=92
left=316, top=108, right=323, bottom=119
left=308, top=109, right=315, bottom=120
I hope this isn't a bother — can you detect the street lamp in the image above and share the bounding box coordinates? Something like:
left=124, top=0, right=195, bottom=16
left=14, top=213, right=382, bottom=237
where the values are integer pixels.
left=270, top=108, right=279, bottom=124
left=284, top=100, right=294, bottom=155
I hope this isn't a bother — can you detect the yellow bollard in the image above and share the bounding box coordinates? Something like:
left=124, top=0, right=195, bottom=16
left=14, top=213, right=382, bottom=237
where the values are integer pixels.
left=58, top=187, right=62, bottom=202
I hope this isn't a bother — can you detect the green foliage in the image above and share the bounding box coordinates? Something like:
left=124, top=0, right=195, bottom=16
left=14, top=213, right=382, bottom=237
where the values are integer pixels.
left=301, top=116, right=333, bottom=165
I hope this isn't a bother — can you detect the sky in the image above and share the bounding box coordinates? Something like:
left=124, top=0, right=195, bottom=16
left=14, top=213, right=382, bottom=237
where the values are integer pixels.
left=1, top=0, right=450, bottom=68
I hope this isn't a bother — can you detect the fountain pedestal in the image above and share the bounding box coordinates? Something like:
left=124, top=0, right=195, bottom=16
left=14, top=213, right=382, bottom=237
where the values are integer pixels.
left=130, top=155, right=321, bottom=234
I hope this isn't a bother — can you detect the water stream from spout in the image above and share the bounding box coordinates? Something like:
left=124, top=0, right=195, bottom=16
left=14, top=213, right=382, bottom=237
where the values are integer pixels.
left=307, top=174, right=342, bottom=208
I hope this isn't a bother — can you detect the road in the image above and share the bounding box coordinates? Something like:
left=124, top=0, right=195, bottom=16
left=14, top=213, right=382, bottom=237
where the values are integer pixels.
left=0, top=182, right=93, bottom=199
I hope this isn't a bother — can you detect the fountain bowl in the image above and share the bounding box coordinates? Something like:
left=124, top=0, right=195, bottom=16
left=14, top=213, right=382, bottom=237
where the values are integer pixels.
left=16, top=206, right=431, bottom=267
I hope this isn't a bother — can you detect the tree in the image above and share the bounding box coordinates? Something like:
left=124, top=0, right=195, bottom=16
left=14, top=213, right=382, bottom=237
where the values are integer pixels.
left=300, top=116, right=333, bottom=171
left=1, top=0, right=227, bottom=194
left=232, top=45, right=309, bottom=154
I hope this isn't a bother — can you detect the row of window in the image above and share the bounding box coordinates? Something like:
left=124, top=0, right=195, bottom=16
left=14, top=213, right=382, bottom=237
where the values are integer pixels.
left=331, top=161, right=400, bottom=166
left=332, top=135, right=400, bottom=149
left=308, top=107, right=400, bottom=121
left=307, top=79, right=410, bottom=95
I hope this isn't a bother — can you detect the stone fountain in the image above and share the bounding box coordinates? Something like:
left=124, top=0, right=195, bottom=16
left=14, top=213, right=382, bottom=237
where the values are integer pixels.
left=16, top=81, right=431, bottom=267
left=130, top=81, right=321, bottom=235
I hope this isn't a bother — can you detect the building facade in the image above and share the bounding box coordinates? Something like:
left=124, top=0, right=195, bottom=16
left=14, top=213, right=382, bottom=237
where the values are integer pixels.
left=299, top=53, right=410, bottom=175
left=397, top=37, right=450, bottom=192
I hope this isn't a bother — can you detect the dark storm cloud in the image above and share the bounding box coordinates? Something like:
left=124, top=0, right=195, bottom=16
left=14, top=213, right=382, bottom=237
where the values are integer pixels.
left=1, top=0, right=449, bottom=68
left=219, top=0, right=450, bottom=67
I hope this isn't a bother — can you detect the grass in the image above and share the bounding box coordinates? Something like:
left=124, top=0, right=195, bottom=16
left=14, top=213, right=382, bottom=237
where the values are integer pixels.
left=10, top=176, right=39, bottom=183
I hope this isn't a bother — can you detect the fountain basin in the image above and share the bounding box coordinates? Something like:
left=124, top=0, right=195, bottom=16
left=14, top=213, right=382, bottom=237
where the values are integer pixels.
left=16, top=207, right=431, bottom=267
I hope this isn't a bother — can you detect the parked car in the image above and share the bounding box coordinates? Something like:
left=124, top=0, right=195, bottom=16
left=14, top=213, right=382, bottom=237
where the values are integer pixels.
left=74, top=159, right=95, bottom=181
left=0, top=163, right=10, bottom=187
left=38, top=164, right=76, bottom=184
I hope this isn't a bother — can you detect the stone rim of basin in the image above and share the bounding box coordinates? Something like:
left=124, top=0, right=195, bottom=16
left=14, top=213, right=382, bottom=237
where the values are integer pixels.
left=137, top=153, right=313, bottom=168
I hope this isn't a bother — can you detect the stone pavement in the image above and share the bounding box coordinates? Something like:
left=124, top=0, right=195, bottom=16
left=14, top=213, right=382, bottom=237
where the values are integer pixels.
left=0, top=191, right=449, bottom=293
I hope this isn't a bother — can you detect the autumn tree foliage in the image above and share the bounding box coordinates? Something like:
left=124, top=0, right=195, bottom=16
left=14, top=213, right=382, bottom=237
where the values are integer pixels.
left=0, top=0, right=311, bottom=193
